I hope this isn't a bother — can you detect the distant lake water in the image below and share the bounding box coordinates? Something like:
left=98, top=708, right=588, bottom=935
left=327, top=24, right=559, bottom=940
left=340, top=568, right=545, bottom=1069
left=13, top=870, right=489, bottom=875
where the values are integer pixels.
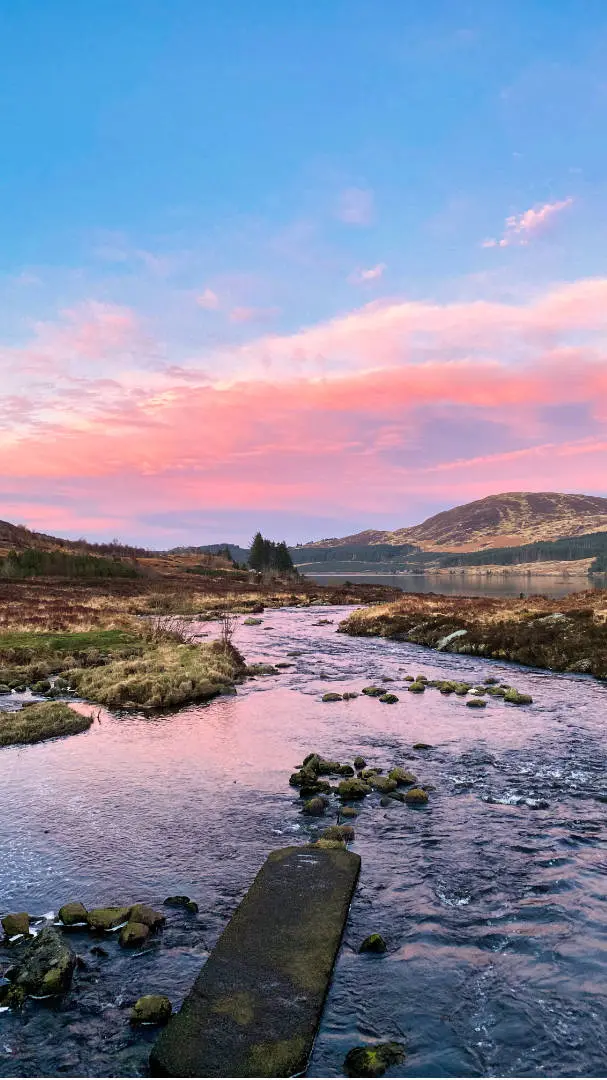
left=305, top=571, right=599, bottom=599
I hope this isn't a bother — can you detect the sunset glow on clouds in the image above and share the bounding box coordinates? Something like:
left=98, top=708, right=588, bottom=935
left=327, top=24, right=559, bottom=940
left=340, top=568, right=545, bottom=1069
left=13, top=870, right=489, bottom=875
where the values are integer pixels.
left=2, top=4, right=607, bottom=544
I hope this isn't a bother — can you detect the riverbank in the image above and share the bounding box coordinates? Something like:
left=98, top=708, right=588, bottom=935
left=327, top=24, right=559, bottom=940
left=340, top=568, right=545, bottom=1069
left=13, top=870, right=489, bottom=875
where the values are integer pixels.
left=339, top=588, right=607, bottom=679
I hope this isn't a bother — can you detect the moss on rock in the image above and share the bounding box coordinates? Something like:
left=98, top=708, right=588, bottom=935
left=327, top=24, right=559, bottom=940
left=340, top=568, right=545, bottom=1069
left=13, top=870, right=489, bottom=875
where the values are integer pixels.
left=404, top=787, right=429, bottom=805
left=131, top=994, right=172, bottom=1025
left=344, top=1042, right=405, bottom=1077
left=338, top=778, right=371, bottom=800
left=359, top=933, right=387, bottom=954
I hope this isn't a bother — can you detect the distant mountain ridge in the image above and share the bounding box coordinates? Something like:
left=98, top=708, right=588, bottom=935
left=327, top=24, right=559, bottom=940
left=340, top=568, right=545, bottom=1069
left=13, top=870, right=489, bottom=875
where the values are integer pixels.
left=303, top=492, right=607, bottom=554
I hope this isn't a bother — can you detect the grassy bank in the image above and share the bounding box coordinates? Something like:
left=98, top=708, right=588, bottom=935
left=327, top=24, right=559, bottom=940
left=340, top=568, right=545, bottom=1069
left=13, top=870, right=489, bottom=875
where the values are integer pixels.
left=339, top=590, right=607, bottom=679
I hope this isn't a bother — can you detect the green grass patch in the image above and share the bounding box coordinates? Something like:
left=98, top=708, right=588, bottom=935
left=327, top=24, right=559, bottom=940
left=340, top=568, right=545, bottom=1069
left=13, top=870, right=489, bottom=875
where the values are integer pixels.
left=0, top=702, right=93, bottom=747
left=0, top=629, right=138, bottom=654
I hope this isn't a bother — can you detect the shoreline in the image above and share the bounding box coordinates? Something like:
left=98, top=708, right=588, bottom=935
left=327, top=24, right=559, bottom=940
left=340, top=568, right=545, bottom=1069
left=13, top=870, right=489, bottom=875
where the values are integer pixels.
left=338, top=588, right=607, bottom=681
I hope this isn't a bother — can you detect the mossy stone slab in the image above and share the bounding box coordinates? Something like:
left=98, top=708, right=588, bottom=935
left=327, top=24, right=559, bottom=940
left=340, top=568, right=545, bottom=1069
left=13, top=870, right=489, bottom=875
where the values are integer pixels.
left=150, top=844, right=361, bottom=1077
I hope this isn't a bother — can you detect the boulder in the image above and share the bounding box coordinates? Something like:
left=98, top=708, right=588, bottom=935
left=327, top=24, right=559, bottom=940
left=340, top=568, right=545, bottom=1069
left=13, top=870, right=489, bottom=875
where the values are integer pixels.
left=0, top=684, right=10, bottom=694
left=87, top=906, right=131, bottom=931
left=359, top=933, right=386, bottom=954
left=407, top=682, right=425, bottom=693
left=302, top=796, right=329, bottom=816
left=370, top=776, right=398, bottom=794
left=11, top=926, right=75, bottom=996
left=337, top=764, right=355, bottom=776
left=361, top=686, right=386, bottom=697
left=58, top=902, right=88, bottom=926
left=312, top=838, right=345, bottom=850
left=316, top=758, right=342, bottom=774
left=412, top=742, right=432, bottom=750
left=163, top=895, right=199, bottom=913
left=342, top=692, right=359, bottom=700
left=119, top=921, right=150, bottom=948
left=379, top=693, right=399, bottom=704
left=361, top=767, right=382, bottom=779
left=404, top=787, right=429, bottom=805
left=2, top=913, right=30, bottom=938
left=130, top=994, right=172, bottom=1025
left=129, top=903, right=166, bottom=930
left=322, top=693, right=343, bottom=702
left=321, top=825, right=355, bottom=842
left=340, top=806, right=359, bottom=818
left=353, top=756, right=367, bottom=769
left=338, top=778, right=371, bottom=800
left=344, top=1042, right=405, bottom=1077
left=504, top=689, right=533, bottom=705
left=388, top=767, right=417, bottom=785
left=466, top=698, right=487, bottom=708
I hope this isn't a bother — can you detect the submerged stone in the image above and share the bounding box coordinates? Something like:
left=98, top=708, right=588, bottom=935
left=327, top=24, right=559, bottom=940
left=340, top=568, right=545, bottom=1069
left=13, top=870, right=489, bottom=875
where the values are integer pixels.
left=359, top=933, right=387, bottom=954
left=322, top=693, right=342, bottom=702
left=466, top=698, right=487, bottom=708
left=344, top=1042, right=405, bottom=1077
left=412, top=742, right=432, bottom=750
left=164, top=895, right=200, bottom=913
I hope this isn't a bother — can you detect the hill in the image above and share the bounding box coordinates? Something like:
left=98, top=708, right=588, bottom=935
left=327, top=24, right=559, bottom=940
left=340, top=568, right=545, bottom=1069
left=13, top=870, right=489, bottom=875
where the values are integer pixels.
left=302, top=492, right=607, bottom=554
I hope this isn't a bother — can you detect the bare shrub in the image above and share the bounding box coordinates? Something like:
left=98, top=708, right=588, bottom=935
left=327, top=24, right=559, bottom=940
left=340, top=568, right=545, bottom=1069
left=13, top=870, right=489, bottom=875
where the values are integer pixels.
left=218, top=610, right=238, bottom=649
left=142, top=614, right=199, bottom=645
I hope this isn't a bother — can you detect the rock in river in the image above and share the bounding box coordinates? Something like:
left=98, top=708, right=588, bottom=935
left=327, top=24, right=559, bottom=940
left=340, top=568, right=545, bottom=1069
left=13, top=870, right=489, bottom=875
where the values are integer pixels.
left=359, top=933, right=387, bottom=954
left=119, top=921, right=150, bottom=948
left=404, top=787, right=429, bottom=805
left=163, top=895, right=199, bottom=913
left=344, top=1041, right=405, bottom=1077
left=130, top=994, right=172, bottom=1025
left=2, top=913, right=30, bottom=938
left=129, top=903, right=166, bottom=930
left=10, top=926, right=75, bottom=997
left=58, top=902, right=88, bottom=926
left=87, top=906, right=131, bottom=931
left=338, top=778, right=372, bottom=800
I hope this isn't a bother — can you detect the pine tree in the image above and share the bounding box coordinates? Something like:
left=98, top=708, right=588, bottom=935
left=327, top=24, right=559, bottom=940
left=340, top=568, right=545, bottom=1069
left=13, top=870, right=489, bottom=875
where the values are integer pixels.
left=274, top=541, right=295, bottom=573
left=249, top=532, right=266, bottom=571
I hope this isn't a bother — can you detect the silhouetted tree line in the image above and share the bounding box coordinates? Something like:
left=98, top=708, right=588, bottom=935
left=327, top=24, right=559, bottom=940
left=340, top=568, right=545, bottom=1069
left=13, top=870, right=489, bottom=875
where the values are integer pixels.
left=248, top=532, right=296, bottom=573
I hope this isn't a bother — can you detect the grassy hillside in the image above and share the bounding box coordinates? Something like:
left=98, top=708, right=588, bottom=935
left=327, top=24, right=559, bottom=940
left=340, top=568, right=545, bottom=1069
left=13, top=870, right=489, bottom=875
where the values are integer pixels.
left=300, top=492, right=607, bottom=555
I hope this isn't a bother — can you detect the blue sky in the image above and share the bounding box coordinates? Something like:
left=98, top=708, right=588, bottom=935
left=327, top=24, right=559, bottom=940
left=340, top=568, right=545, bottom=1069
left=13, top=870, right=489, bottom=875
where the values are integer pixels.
left=1, top=1, right=607, bottom=545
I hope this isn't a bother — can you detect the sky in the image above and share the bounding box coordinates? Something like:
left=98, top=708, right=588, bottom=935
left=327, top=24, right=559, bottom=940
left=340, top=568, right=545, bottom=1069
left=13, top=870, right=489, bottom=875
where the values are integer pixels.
left=2, top=0, right=607, bottom=547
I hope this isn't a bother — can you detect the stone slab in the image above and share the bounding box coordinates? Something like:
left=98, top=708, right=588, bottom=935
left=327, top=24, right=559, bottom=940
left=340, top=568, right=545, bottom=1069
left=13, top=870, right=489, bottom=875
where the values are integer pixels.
left=150, top=844, right=361, bottom=1077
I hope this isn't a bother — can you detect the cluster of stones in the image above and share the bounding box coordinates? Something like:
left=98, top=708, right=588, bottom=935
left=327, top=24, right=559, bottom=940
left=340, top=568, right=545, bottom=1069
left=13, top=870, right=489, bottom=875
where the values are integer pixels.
left=320, top=673, right=532, bottom=708
left=0, top=897, right=196, bottom=1023
left=290, top=751, right=430, bottom=819
left=0, top=675, right=70, bottom=697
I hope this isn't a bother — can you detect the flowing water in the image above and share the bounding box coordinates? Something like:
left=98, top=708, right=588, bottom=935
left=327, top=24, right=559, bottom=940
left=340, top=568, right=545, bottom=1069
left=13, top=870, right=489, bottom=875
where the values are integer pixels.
left=1, top=606, right=607, bottom=1077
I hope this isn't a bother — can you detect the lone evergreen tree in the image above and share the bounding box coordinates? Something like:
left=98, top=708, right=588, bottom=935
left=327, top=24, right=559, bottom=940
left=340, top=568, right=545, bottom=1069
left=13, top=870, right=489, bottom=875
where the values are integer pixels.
left=249, top=532, right=266, bottom=571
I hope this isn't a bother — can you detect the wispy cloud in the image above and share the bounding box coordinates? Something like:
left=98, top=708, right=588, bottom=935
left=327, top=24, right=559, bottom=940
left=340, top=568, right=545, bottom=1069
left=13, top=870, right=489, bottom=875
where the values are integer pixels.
left=196, top=288, right=220, bottom=310
left=349, top=263, right=386, bottom=284
left=336, top=187, right=375, bottom=226
left=482, top=197, right=574, bottom=248
left=229, top=305, right=280, bottom=324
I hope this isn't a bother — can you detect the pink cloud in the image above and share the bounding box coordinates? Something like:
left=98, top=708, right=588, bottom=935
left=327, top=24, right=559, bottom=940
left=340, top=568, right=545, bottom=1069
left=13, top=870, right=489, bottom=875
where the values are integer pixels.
left=2, top=276, right=607, bottom=537
left=483, top=197, right=574, bottom=248
left=229, top=305, right=280, bottom=324
left=336, top=187, right=375, bottom=226
left=349, top=263, right=386, bottom=284
left=196, top=288, right=219, bottom=310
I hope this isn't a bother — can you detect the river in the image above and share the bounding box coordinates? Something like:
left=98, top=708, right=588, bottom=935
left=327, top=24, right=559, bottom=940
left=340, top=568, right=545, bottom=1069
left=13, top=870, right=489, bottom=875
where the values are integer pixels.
left=2, top=606, right=607, bottom=1077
